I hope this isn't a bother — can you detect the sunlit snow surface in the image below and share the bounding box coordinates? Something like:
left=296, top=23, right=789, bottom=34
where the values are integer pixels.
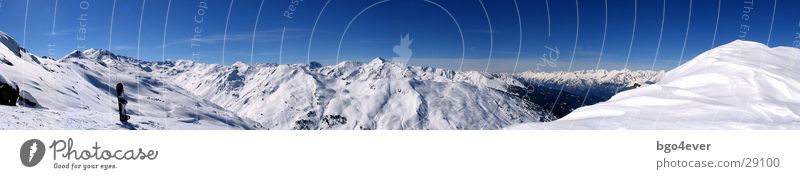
left=509, top=40, right=800, bottom=129
left=0, top=105, right=241, bottom=130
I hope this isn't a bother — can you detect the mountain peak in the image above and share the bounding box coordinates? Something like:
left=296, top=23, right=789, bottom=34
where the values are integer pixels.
left=231, top=61, right=249, bottom=70
left=0, top=31, right=11, bottom=38
left=63, top=50, right=84, bottom=59
left=367, top=57, right=389, bottom=66
left=371, top=57, right=387, bottom=63
left=82, top=48, right=137, bottom=62
left=0, top=31, right=14, bottom=43
left=722, top=39, right=765, bottom=47
left=61, top=48, right=120, bottom=60
left=0, top=31, right=23, bottom=57
left=679, top=40, right=770, bottom=67
left=83, top=48, right=115, bottom=56
left=309, top=61, right=323, bottom=69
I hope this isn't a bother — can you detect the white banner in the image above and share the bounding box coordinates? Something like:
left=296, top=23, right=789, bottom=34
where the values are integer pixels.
left=1, top=131, right=797, bottom=179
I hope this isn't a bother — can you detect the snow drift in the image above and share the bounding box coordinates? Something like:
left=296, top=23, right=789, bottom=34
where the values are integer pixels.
left=509, top=40, right=800, bottom=129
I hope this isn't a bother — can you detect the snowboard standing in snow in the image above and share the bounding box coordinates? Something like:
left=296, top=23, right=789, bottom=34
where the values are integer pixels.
left=116, top=83, right=130, bottom=122
left=0, top=84, right=18, bottom=106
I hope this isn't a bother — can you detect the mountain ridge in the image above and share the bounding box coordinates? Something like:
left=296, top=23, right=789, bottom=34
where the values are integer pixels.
left=0, top=31, right=660, bottom=129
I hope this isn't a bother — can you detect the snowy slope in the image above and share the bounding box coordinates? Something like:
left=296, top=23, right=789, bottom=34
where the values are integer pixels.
left=0, top=105, right=240, bottom=130
left=508, top=40, right=800, bottom=129
left=0, top=32, right=259, bottom=129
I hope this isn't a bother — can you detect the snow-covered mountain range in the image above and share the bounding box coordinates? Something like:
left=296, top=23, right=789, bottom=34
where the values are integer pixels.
left=160, top=58, right=557, bottom=129
left=514, top=69, right=663, bottom=118
left=0, top=31, right=660, bottom=129
left=509, top=40, right=800, bottom=130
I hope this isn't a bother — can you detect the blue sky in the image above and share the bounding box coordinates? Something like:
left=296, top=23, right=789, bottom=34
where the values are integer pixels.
left=1, top=0, right=799, bottom=72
